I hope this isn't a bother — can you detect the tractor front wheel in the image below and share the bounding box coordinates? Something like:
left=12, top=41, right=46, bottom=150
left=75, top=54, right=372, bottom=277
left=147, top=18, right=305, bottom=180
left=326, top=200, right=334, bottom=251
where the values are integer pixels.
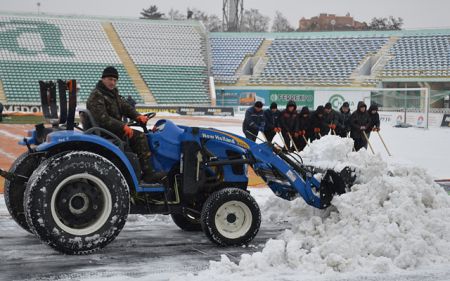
left=201, top=188, right=261, bottom=246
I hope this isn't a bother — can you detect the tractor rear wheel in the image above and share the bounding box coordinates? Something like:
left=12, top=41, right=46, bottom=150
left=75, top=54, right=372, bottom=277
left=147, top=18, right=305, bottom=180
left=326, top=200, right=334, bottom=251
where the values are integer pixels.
left=4, top=151, right=40, bottom=233
left=201, top=188, right=261, bottom=246
left=24, top=151, right=129, bottom=254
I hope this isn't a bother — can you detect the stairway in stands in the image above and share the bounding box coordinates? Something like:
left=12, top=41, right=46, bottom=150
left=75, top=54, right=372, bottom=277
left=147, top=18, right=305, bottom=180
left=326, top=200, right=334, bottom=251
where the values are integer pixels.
left=371, top=36, right=400, bottom=77
left=350, top=36, right=399, bottom=86
left=0, top=80, right=6, bottom=103
left=235, top=39, right=272, bottom=86
left=102, top=22, right=156, bottom=104
left=194, top=25, right=212, bottom=103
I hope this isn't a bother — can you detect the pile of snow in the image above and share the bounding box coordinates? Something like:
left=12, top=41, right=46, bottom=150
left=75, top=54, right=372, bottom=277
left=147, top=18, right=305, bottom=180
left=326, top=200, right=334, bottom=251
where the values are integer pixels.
left=182, top=135, right=450, bottom=280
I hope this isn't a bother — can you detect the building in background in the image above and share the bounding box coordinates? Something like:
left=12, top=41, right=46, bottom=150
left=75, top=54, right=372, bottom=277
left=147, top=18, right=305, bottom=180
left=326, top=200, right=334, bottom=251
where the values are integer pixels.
left=298, top=13, right=367, bottom=31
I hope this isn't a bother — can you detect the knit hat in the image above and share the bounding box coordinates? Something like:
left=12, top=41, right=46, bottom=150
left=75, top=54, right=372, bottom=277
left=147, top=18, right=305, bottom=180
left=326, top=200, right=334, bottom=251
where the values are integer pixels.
left=324, top=102, right=332, bottom=110
left=342, top=101, right=349, bottom=108
left=270, top=102, right=278, bottom=109
left=254, top=101, right=263, bottom=108
left=102, top=66, right=119, bottom=79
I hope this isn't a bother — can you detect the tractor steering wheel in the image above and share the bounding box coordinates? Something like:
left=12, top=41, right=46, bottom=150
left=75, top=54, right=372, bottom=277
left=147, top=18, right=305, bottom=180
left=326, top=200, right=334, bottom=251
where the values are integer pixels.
left=127, top=112, right=156, bottom=134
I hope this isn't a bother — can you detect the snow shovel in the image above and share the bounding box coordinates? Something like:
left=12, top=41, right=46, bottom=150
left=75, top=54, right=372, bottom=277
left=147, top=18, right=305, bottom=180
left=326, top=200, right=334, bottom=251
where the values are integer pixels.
left=277, top=131, right=289, bottom=151
left=362, top=131, right=375, bottom=154
left=302, top=135, right=310, bottom=147
left=377, top=131, right=392, bottom=156
left=288, top=132, right=299, bottom=152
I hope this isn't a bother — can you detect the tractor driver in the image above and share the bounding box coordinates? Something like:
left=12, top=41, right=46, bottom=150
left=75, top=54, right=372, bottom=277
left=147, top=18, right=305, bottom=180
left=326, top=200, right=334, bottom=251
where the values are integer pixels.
left=86, top=66, right=166, bottom=184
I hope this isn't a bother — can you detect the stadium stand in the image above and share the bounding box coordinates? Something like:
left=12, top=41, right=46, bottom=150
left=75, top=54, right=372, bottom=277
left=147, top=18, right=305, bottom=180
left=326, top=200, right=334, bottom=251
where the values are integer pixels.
left=210, top=36, right=263, bottom=84
left=382, top=35, right=450, bottom=77
left=112, top=21, right=211, bottom=104
left=0, top=15, right=141, bottom=103
left=0, top=15, right=211, bottom=105
left=249, top=37, right=388, bottom=85
left=210, top=29, right=450, bottom=86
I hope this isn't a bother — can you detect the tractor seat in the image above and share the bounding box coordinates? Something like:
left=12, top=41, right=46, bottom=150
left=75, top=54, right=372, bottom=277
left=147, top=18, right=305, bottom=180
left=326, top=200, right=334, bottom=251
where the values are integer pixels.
left=79, top=109, right=98, bottom=131
left=79, top=109, right=130, bottom=152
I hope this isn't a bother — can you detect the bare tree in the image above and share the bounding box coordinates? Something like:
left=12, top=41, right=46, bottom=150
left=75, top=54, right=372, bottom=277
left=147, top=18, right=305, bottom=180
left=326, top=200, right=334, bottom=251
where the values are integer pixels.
left=271, top=11, right=294, bottom=32
left=369, top=16, right=403, bottom=30
left=168, top=9, right=185, bottom=20
left=388, top=16, right=403, bottom=30
left=140, top=5, right=165, bottom=20
left=241, top=9, right=270, bottom=32
left=207, top=15, right=222, bottom=32
left=189, top=9, right=222, bottom=32
left=369, top=17, right=387, bottom=30
left=190, top=8, right=208, bottom=22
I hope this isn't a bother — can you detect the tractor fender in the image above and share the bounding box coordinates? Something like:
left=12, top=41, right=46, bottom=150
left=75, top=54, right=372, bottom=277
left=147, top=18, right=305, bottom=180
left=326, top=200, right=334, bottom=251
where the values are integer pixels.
left=35, top=130, right=139, bottom=190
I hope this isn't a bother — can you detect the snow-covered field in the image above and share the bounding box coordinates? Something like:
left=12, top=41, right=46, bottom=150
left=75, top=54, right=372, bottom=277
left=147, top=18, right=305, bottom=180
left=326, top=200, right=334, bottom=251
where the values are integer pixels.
left=1, top=115, right=449, bottom=281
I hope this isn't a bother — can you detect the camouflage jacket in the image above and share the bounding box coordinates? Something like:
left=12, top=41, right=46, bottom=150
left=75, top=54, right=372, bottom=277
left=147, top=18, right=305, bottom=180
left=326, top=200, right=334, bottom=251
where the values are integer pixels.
left=86, top=81, right=139, bottom=137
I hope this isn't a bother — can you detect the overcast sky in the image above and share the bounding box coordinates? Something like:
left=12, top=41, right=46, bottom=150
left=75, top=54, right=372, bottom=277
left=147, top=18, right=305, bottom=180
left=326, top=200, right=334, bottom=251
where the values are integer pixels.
left=2, top=0, right=450, bottom=29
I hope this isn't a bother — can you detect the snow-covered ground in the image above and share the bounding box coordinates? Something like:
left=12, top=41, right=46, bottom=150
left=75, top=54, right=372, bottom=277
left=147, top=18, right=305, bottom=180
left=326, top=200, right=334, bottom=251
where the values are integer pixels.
left=1, top=116, right=449, bottom=281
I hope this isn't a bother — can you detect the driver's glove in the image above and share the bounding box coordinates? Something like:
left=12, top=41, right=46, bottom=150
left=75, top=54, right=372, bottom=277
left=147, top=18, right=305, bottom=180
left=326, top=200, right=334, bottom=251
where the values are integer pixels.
left=123, top=125, right=134, bottom=138
left=136, top=115, right=149, bottom=125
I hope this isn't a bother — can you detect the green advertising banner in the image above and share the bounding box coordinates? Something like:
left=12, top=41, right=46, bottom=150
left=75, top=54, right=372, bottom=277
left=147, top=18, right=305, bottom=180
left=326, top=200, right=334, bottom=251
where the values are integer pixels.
left=216, top=89, right=315, bottom=108
left=268, top=90, right=315, bottom=108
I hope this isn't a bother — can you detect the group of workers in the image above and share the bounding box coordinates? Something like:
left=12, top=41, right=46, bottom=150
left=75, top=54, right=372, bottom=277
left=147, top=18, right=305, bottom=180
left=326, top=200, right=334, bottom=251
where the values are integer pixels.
left=243, top=100, right=381, bottom=152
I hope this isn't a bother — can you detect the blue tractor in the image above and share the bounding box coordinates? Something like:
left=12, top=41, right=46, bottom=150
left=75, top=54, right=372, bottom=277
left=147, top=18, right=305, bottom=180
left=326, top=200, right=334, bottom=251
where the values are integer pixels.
left=1, top=80, right=353, bottom=254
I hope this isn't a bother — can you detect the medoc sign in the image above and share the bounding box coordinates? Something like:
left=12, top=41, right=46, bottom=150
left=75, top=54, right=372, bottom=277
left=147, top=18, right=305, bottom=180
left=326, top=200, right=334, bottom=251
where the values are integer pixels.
left=314, top=91, right=371, bottom=111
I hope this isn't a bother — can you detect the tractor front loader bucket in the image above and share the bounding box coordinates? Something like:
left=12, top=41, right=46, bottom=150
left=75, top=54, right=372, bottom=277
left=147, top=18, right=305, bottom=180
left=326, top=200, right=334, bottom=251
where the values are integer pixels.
left=249, top=142, right=356, bottom=209
left=319, top=169, right=347, bottom=207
